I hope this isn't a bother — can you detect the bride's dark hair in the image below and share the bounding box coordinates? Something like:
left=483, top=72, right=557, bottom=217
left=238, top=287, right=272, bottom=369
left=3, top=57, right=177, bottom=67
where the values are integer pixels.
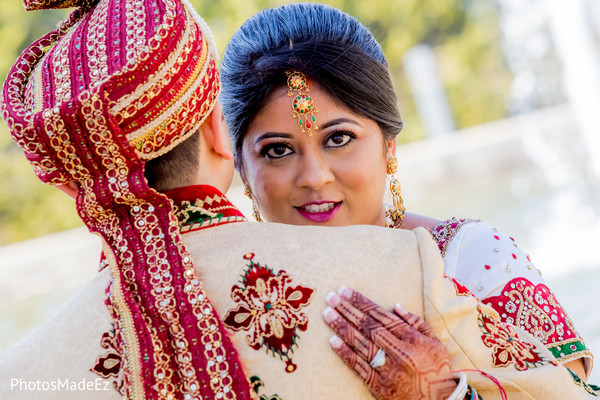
left=220, top=3, right=404, bottom=169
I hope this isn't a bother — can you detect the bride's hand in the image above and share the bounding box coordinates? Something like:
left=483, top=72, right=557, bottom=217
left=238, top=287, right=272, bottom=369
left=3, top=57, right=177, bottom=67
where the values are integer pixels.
left=323, top=287, right=458, bottom=400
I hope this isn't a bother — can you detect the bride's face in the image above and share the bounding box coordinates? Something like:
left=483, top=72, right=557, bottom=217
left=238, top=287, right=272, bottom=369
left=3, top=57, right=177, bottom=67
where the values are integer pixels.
left=240, top=84, right=394, bottom=227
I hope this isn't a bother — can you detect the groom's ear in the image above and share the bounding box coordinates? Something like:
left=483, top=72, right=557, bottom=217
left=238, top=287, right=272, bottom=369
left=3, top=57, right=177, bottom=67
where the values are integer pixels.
left=201, top=101, right=233, bottom=161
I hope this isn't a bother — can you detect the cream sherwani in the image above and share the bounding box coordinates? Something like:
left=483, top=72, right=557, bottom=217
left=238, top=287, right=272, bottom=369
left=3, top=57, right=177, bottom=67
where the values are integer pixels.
left=0, top=219, right=597, bottom=399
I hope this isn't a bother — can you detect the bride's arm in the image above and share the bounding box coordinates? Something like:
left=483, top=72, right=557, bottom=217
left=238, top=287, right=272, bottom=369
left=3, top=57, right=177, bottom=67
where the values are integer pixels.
left=442, top=221, right=593, bottom=380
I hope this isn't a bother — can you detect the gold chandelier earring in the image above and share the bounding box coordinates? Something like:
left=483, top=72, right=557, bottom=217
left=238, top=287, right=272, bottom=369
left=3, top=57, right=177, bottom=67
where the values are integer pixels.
left=243, top=186, right=263, bottom=222
left=386, top=156, right=406, bottom=228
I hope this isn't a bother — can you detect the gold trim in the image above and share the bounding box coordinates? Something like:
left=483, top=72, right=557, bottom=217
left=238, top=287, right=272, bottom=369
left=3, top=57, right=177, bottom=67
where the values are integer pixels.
left=102, top=239, right=145, bottom=400
left=112, top=10, right=197, bottom=116
left=127, top=31, right=209, bottom=145
left=33, top=65, right=44, bottom=114
left=131, top=59, right=218, bottom=159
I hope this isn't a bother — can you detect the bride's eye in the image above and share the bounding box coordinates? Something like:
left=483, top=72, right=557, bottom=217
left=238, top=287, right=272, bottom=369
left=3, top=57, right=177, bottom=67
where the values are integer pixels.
left=325, top=131, right=355, bottom=148
left=262, top=143, right=294, bottom=159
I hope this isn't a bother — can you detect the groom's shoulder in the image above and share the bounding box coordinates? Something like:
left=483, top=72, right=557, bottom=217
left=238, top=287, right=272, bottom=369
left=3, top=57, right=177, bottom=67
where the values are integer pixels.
left=182, top=221, right=438, bottom=259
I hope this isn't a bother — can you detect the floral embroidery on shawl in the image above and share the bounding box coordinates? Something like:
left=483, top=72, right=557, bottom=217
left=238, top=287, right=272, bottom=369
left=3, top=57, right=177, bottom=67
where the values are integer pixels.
left=428, top=217, right=480, bottom=256
left=223, top=253, right=314, bottom=373
left=478, top=305, right=551, bottom=371
left=483, top=277, right=590, bottom=363
left=91, top=327, right=125, bottom=395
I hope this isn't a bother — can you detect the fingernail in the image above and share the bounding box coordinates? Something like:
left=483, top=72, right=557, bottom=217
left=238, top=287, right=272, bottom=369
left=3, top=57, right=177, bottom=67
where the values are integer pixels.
left=394, top=302, right=407, bottom=313
left=322, top=306, right=337, bottom=323
left=337, top=286, right=352, bottom=300
left=329, top=335, right=343, bottom=349
left=325, top=291, right=341, bottom=307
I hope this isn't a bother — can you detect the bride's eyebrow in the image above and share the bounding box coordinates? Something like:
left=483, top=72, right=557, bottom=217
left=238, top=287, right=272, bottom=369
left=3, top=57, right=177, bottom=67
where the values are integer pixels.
left=320, top=118, right=361, bottom=130
left=254, top=132, right=294, bottom=145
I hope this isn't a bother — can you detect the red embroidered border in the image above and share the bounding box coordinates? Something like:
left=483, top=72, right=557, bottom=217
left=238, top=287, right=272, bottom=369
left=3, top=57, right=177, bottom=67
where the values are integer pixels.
left=482, top=278, right=582, bottom=349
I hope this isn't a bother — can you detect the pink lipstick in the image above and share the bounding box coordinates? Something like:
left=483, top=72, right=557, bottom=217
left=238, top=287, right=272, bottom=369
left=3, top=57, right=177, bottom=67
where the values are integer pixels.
left=295, top=201, right=341, bottom=223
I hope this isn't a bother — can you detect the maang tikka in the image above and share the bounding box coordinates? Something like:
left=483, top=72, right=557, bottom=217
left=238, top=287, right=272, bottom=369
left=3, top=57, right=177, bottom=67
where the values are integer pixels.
left=286, top=71, right=319, bottom=135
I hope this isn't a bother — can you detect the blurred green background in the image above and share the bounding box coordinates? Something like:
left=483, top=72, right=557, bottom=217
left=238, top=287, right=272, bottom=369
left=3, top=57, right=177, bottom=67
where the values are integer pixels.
left=0, top=0, right=512, bottom=244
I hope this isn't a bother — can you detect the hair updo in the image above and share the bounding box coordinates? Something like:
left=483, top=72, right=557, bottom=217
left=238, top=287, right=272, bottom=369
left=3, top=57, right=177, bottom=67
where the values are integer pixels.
left=220, top=3, right=403, bottom=168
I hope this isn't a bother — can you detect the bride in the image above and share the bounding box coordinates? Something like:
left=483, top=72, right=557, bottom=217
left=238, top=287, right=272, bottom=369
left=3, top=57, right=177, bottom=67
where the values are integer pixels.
left=220, top=2, right=592, bottom=382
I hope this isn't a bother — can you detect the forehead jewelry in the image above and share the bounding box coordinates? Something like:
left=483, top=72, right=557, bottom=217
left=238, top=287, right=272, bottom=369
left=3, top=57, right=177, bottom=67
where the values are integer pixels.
left=286, top=71, right=319, bottom=135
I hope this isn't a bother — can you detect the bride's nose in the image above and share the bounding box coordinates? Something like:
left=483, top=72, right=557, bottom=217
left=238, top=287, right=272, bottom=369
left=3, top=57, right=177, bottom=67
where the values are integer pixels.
left=295, top=151, right=334, bottom=191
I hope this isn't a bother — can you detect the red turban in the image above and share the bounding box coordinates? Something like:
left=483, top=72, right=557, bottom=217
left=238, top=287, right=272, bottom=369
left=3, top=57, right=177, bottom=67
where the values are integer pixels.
left=1, top=1, right=251, bottom=399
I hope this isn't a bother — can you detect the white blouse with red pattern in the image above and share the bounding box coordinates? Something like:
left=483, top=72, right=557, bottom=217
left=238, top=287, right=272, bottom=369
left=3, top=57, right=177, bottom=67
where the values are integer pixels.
left=429, top=218, right=593, bottom=377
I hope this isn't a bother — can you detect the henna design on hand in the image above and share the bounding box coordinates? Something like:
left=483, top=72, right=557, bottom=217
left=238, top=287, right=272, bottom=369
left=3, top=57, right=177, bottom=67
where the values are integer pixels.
left=325, top=289, right=458, bottom=400
left=329, top=309, right=379, bottom=363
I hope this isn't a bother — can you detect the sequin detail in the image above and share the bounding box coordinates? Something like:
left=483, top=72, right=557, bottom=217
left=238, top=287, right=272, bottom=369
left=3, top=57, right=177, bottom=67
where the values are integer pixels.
left=483, top=277, right=591, bottom=364
left=93, top=186, right=249, bottom=396
left=428, top=218, right=480, bottom=256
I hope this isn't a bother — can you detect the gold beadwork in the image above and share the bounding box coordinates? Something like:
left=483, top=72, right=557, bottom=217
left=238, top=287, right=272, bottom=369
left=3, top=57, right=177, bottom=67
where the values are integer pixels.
left=386, top=154, right=398, bottom=175
left=126, top=24, right=214, bottom=159
left=386, top=156, right=405, bottom=228
left=286, top=71, right=319, bottom=135
left=252, top=204, right=263, bottom=223
left=244, top=186, right=263, bottom=222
